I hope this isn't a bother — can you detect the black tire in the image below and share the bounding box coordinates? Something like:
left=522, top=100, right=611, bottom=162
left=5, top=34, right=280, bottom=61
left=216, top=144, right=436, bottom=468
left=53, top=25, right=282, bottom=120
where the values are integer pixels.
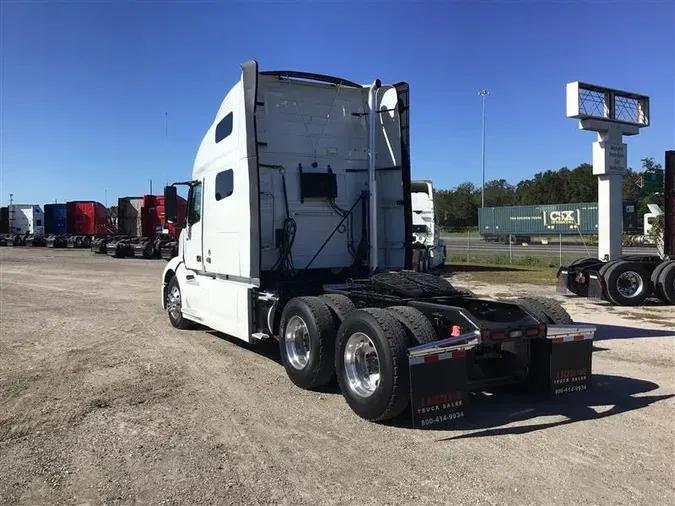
left=279, top=296, right=336, bottom=390
left=165, top=276, right=194, bottom=330
left=318, top=294, right=356, bottom=328
left=74, top=236, right=83, bottom=248
left=82, top=236, right=92, bottom=248
left=142, top=241, right=155, bottom=259
left=656, top=262, right=675, bottom=305
left=651, top=261, right=672, bottom=302
left=603, top=261, right=651, bottom=306
left=385, top=305, right=437, bottom=345
left=528, top=296, right=574, bottom=324
left=335, top=308, right=410, bottom=421
left=514, top=297, right=551, bottom=324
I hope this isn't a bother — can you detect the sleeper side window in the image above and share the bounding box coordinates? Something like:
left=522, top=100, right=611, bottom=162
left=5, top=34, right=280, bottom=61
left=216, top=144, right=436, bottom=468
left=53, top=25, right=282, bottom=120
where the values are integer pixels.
left=215, top=170, right=234, bottom=201
left=188, top=182, right=203, bottom=225
left=215, top=113, right=233, bottom=143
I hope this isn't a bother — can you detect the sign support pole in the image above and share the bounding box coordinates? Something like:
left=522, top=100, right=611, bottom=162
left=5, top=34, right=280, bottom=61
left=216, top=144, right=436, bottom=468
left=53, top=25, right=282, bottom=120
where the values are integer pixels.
left=566, top=82, right=649, bottom=262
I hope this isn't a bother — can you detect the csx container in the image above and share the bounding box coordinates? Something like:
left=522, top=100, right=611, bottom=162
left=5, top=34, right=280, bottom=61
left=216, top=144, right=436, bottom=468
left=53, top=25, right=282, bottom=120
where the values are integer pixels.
left=44, top=203, right=68, bottom=235
left=66, top=201, right=109, bottom=235
left=478, top=202, right=599, bottom=239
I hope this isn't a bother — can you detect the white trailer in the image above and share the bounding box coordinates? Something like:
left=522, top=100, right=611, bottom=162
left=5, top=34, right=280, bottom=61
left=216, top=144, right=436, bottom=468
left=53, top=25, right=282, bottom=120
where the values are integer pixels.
left=9, top=204, right=45, bottom=236
left=410, top=180, right=446, bottom=272
left=160, top=61, right=596, bottom=427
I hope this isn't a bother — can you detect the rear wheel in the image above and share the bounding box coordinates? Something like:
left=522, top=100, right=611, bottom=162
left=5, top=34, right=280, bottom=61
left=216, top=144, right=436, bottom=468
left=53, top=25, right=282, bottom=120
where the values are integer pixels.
left=165, top=276, right=194, bottom=329
left=142, top=241, right=155, bottom=259
left=656, top=262, right=675, bottom=305
left=318, top=294, right=356, bottom=328
left=528, top=296, right=573, bottom=324
left=385, top=305, right=437, bottom=345
left=279, top=296, right=336, bottom=390
left=603, top=261, right=651, bottom=306
left=651, top=262, right=670, bottom=303
left=514, top=297, right=550, bottom=324
left=335, top=308, right=410, bottom=421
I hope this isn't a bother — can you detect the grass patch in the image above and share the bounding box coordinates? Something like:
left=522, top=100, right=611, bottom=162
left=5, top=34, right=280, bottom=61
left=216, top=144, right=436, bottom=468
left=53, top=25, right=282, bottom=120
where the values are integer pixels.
left=443, top=254, right=577, bottom=286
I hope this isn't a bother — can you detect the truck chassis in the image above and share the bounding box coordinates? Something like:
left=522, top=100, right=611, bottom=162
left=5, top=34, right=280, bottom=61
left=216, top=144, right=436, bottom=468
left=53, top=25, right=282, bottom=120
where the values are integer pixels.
left=164, top=267, right=596, bottom=428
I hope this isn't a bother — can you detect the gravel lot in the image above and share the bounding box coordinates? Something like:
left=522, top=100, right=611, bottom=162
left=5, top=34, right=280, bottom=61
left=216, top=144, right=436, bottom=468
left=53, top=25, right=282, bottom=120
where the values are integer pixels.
left=1, top=248, right=674, bottom=506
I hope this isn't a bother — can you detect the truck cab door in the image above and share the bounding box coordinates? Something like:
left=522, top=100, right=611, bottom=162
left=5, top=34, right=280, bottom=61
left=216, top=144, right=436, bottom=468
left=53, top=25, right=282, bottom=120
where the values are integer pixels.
left=183, top=180, right=204, bottom=273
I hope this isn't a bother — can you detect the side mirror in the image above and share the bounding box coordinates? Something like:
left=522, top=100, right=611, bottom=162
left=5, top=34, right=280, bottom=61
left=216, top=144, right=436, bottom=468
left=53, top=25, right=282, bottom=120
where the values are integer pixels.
left=164, top=185, right=178, bottom=224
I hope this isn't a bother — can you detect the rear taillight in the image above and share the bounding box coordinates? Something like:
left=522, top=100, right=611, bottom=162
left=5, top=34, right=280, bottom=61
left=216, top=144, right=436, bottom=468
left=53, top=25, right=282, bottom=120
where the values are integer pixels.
left=491, top=331, right=506, bottom=340
left=526, top=327, right=540, bottom=336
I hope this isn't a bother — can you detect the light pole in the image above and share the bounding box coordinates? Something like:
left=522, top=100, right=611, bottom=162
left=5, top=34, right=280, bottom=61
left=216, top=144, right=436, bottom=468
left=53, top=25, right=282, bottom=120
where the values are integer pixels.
left=479, top=89, right=489, bottom=208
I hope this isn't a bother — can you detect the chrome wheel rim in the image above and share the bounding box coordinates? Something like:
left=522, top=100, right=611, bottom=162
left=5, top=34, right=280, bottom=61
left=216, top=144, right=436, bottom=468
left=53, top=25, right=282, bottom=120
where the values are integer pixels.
left=284, top=316, right=311, bottom=370
left=167, top=285, right=182, bottom=319
left=344, top=332, right=380, bottom=398
left=617, top=271, right=643, bottom=298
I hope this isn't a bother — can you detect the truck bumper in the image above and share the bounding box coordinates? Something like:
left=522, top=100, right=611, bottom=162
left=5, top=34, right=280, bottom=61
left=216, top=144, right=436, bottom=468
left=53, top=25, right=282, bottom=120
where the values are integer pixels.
left=407, top=324, right=597, bottom=429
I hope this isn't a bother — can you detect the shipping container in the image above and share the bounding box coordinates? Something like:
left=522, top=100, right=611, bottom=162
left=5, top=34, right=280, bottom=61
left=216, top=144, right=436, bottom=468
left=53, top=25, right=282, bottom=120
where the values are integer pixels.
left=8, top=204, right=45, bottom=236
left=0, top=207, right=8, bottom=234
left=478, top=202, right=642, bottom=240
left=44, top=203, right=68, bottom=235
left=66, top=201, right=109, bottom=236
left=117, top=197, right=144, bottom=237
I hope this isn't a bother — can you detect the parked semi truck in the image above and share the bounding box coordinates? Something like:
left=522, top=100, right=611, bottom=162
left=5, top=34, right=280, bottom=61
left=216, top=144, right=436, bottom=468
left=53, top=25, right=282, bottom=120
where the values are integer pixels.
left=159, top=61, right=596, bottom=428
left=0, top=204, right=46, bottom=246
left=101, top=194, right=187, bottom=259
left=557, top=150, right=675, bottom=306
left=410, top=180, right=447, bottom=272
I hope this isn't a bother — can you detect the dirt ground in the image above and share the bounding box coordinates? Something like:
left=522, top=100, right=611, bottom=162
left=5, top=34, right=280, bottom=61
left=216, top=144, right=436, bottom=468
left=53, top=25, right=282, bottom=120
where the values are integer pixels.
left=1, top=248, right=673, bottom=506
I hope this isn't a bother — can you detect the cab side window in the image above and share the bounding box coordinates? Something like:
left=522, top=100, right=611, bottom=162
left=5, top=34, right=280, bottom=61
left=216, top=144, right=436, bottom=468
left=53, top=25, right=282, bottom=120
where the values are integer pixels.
left=215, top=169, right=234, bottom=201
left=188, top=182, right=203, bottom=225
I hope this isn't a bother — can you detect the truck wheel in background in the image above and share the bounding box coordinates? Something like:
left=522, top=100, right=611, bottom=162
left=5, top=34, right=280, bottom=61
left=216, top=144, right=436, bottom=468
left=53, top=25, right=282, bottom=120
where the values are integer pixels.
left=165, top=276, right=194, bottom=330
left=318, top=294, right=356, bottom=328
left=385, top=306, right=437, bottom=345
left=279, top=296, right=336, bottom=390
left=335, top=308, right=411, bottom=422
left=603, top=261, right=651, bottom=306
left=656, top=262, right=675, bottom=305
left=142, top=241, right=155, bottom=259
left=528, top=296, right=574, bottom=324
left=82, top=236, right=92, bottom=249
left=651, top=261, right=672, bottom=303
left=74, top=236, right=83, bottom=248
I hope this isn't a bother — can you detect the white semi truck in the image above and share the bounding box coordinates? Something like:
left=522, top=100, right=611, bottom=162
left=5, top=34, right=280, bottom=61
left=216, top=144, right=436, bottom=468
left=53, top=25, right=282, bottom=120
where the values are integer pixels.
left=161, top=61, right=596, bottom=427
left=410, top=179, right=446, bottom=272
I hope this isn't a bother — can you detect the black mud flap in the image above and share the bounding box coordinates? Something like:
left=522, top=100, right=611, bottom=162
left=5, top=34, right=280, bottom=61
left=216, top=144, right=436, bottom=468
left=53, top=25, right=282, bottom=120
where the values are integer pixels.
left=408, top=332, right=479, bottom=429
left=530, top=324, right=596, bottom=394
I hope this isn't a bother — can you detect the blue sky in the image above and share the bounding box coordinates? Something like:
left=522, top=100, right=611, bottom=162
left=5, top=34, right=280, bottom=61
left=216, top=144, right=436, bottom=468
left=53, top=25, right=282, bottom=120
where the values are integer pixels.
left=1, top=0, right=673, bottom=207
